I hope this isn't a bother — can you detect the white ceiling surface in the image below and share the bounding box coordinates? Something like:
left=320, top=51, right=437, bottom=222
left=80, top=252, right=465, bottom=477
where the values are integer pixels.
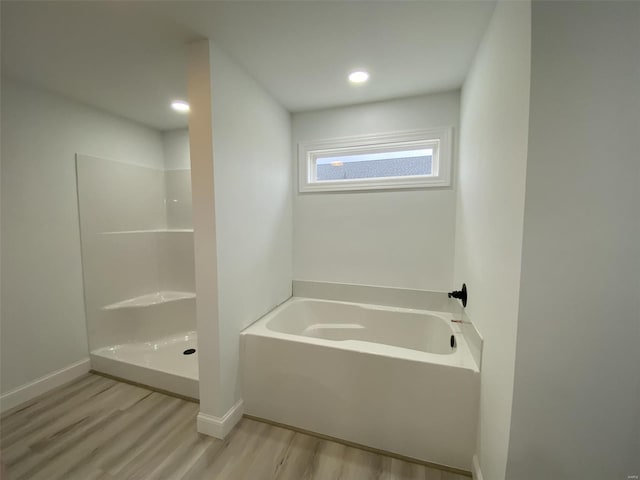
left=1, top=2, right=197, bottom=131
left=2, top=1, right=495, bottom=131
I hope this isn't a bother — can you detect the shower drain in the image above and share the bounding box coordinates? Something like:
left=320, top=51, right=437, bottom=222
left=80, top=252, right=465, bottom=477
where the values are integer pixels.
left=183, top=348, right=196, bottom=355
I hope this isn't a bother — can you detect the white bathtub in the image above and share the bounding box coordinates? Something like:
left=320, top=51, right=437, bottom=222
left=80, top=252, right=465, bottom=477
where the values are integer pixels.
left=241, top=297, right=480, bottom=471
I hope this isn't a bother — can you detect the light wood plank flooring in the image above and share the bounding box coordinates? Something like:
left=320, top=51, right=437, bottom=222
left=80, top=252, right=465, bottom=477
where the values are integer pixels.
left=1, top=374, right=470, bottom=480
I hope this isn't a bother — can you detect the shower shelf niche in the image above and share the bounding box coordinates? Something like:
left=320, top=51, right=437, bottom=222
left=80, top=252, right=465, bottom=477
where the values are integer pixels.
left=103, top=291, right=196, bottom=311
left=99, top=229, right=194, bottom=235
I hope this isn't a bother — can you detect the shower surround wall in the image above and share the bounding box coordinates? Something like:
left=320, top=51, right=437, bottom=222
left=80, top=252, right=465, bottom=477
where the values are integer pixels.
left=76, top=154, right=196, bottom=395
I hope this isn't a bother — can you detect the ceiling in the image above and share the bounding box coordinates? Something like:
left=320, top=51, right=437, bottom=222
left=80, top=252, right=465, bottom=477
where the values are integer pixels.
left=1, top=1, right=495, bottom=131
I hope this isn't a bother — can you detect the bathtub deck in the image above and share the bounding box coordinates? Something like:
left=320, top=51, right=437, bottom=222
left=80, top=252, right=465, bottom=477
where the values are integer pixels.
left=0, top=374, right=470, bottom=479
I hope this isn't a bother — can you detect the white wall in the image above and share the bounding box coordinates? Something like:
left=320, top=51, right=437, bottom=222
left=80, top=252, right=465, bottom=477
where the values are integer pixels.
left=211, top=41, right=293, bottom=413
left=293, top=92, right=460, bottom=291
left=0, top=79, right=164, bottom=396
left=452, top=2, right=531, bottom=479
left=187, top=41, right=293, bottom=419
left=186, top=41, right=222, bottom=420
left=506, top=3, right=640, bottom=479
left=162, top=128, right=191, bottom=171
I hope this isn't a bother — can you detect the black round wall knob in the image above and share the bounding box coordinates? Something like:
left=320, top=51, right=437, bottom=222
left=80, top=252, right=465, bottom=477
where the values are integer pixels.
left=447, top=283, right=467, bottom=307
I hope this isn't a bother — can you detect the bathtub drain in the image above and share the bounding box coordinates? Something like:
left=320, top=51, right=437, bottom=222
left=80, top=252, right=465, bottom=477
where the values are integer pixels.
left=183, top=348, right=196, bottom=355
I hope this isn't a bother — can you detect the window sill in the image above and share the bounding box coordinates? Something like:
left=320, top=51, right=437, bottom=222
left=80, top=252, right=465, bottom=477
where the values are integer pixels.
left=299, top=176, right=450, bottom=193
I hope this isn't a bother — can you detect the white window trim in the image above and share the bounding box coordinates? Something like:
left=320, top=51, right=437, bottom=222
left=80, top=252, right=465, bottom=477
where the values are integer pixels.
left=298, top=127, right=453, bottom=193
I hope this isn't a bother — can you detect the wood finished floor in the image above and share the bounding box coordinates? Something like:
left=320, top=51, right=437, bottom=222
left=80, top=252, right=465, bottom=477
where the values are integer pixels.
left=0, top=374, right=470, bottom=480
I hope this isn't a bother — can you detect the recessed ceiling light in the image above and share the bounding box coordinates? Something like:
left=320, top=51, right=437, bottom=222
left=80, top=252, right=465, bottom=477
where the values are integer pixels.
left=171, top=100, right=190, bottom=113
left=348, top=71, right=370, bottom=84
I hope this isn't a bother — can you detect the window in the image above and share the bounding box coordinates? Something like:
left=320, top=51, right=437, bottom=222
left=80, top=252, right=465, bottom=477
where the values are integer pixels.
left=298, top=127, right=452, bottom=193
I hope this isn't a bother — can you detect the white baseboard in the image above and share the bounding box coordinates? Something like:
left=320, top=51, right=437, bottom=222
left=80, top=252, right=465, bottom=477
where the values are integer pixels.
left=197, top=399, right=244, bottom=439
left=472, top=454, right=484, bottom=480
left=0, top=358, right=91, bottom=414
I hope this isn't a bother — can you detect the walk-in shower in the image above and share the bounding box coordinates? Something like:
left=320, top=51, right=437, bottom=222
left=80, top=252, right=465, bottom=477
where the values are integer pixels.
left=76, top=154, right=197, bottom=398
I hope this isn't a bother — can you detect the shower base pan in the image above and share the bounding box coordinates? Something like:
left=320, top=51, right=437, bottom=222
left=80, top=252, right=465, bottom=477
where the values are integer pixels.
left=91, top=331, right=199, bottom=399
